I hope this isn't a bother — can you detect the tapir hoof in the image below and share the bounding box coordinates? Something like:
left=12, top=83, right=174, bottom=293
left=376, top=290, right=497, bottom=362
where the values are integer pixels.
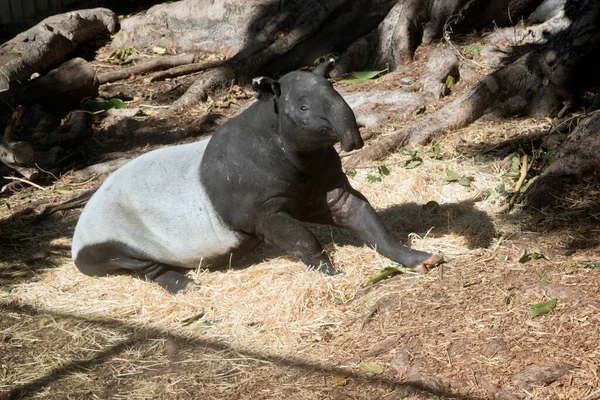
left=154, top=271, right=196, bottom=294
left=414, top=254, right=445, bottom=274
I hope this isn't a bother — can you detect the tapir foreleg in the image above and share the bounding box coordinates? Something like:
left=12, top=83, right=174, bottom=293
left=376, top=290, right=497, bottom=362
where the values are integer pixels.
left=255, top=212, right=338, bottom=275
left=327, top=188, right=443, bottom=271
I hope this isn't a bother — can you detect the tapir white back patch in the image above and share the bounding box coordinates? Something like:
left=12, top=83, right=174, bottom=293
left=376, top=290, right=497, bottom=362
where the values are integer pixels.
left=72, top=139, right=243, bottom=269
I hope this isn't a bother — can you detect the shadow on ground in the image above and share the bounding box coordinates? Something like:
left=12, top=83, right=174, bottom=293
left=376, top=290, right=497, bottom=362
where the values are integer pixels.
left=0, top=301, right=486, bottom=400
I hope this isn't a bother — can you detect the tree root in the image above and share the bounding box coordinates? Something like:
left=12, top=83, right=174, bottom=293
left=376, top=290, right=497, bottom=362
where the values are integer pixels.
left=344, top=75, right=498, bottom=168
left=169, top=64, right=238, bottom=111
left=148, top=59, right=222, bottom=82
left=98, top=54, right=197, bottom=84
left=523, top=110, right=600, bottom=209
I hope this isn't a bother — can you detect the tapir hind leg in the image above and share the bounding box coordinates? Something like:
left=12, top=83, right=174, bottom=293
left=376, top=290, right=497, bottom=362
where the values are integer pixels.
left=326, top=188, right=443, bottom=271
left=73, top=242, right=195, bottom=293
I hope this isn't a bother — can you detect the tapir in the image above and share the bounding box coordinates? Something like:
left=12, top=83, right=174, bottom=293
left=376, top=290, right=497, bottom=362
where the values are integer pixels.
left=71, top=60, right=443, bottom=293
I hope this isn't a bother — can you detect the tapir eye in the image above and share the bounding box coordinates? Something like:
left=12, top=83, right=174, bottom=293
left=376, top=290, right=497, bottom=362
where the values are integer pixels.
left=300, top=105, right=308, bottom=112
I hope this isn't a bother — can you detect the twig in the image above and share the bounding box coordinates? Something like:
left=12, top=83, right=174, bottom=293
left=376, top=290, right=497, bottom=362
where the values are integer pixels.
left=498, top=154, right=528, bottom=213
left=2, top=175, right=46, bottom=191
left=139, top=105, right=170, bottom=109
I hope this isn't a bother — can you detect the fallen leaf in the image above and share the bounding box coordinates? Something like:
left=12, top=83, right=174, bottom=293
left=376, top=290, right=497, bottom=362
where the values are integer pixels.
left=181, top=310, right=205, bottom=326
left=361, top=361, right=384, bottom=374
left=530, top=298, right=557, bottom=318
left=363, top=266, right=406, bottom=286
left=331, top=369, right=351, bottom=385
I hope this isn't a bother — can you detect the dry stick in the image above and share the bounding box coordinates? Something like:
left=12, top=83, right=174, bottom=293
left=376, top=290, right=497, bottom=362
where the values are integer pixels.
left=2, top=176, right=45, bottom=191
left=97, top=54, right=196, bottom=84
left=498, top=154, right=528, bottom=213
left=148, top=60, right=222, bottom=82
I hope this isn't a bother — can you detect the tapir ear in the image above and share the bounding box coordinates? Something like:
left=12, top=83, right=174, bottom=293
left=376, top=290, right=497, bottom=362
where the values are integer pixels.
left=313, top=58, right=336, bottom=78
left=252, top=76, right=281, bottom=101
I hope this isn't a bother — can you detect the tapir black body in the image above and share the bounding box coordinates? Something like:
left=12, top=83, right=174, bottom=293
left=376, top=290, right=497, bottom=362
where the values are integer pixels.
left=72, top=60, right=442, bottom=293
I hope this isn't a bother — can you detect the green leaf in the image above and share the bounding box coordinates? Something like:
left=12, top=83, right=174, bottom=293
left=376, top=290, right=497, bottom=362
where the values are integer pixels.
left=519, top=246, right=546, bottom=263
left=463, top=45, right=483, bottom=55
left=367, top=175, right=382, bottom=183
left=361, top=362, right=384, bottom=374
left=353, top=69, right=388, bottom=80
left=345, top=169, right=357, bottom=177
left=446, top=75, right=455, bottom=89
left=378, top=165, right=390, bottom=176
left=511, top=156, right=520, bottom=171
left=84, top=98, right=128, bottom=113
left=195, top=319, right=222, bottom=329
left=181, top=309, right=205, bottom=326
left=55, top=189, right=73, bottom=195
left=339, top=68, right=388, bottom=84
left=572, top=261, right=600, bottom=269
left=530, top=298, right=557, bottom=318
left=443, top=170, right=461, bottom=182
left=458, top=178, right=471, bottom=187
left=364, top=266, right=406, bottom=286
left=404, top=158, right=423, bottom=169
left=107, top=98, right=127, bottom=109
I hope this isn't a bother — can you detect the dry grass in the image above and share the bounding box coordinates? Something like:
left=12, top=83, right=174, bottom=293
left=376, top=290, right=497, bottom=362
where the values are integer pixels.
left=2, top=96, right=600, bottom=399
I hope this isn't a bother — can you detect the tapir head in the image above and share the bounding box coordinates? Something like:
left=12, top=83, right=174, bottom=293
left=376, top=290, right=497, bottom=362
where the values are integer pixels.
left=252, top=59, right=364, bottom=152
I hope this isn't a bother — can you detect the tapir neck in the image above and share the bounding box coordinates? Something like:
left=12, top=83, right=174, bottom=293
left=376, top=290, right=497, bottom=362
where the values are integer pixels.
left=251, top=101, right=330, bottom=174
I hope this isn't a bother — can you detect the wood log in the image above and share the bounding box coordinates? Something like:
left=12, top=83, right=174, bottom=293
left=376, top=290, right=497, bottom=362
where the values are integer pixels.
left=15, top=58, right=99, bottom=114
left=0, top=8, right=117, bottom=92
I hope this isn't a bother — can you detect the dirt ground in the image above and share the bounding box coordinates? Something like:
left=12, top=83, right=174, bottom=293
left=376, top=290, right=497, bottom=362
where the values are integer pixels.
left=1, top=35, right=600, bottom=400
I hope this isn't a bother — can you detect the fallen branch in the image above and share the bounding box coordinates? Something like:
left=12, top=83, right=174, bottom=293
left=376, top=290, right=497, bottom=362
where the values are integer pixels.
left=2, top=176, right=46, bottom=191
left=148, top=59, right=222, bottom=82
left=98, top=54, right=196, bottom=84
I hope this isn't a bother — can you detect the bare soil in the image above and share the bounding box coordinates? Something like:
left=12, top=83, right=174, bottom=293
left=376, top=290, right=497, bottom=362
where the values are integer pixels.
left=1, top=39, right=599, bottom=400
